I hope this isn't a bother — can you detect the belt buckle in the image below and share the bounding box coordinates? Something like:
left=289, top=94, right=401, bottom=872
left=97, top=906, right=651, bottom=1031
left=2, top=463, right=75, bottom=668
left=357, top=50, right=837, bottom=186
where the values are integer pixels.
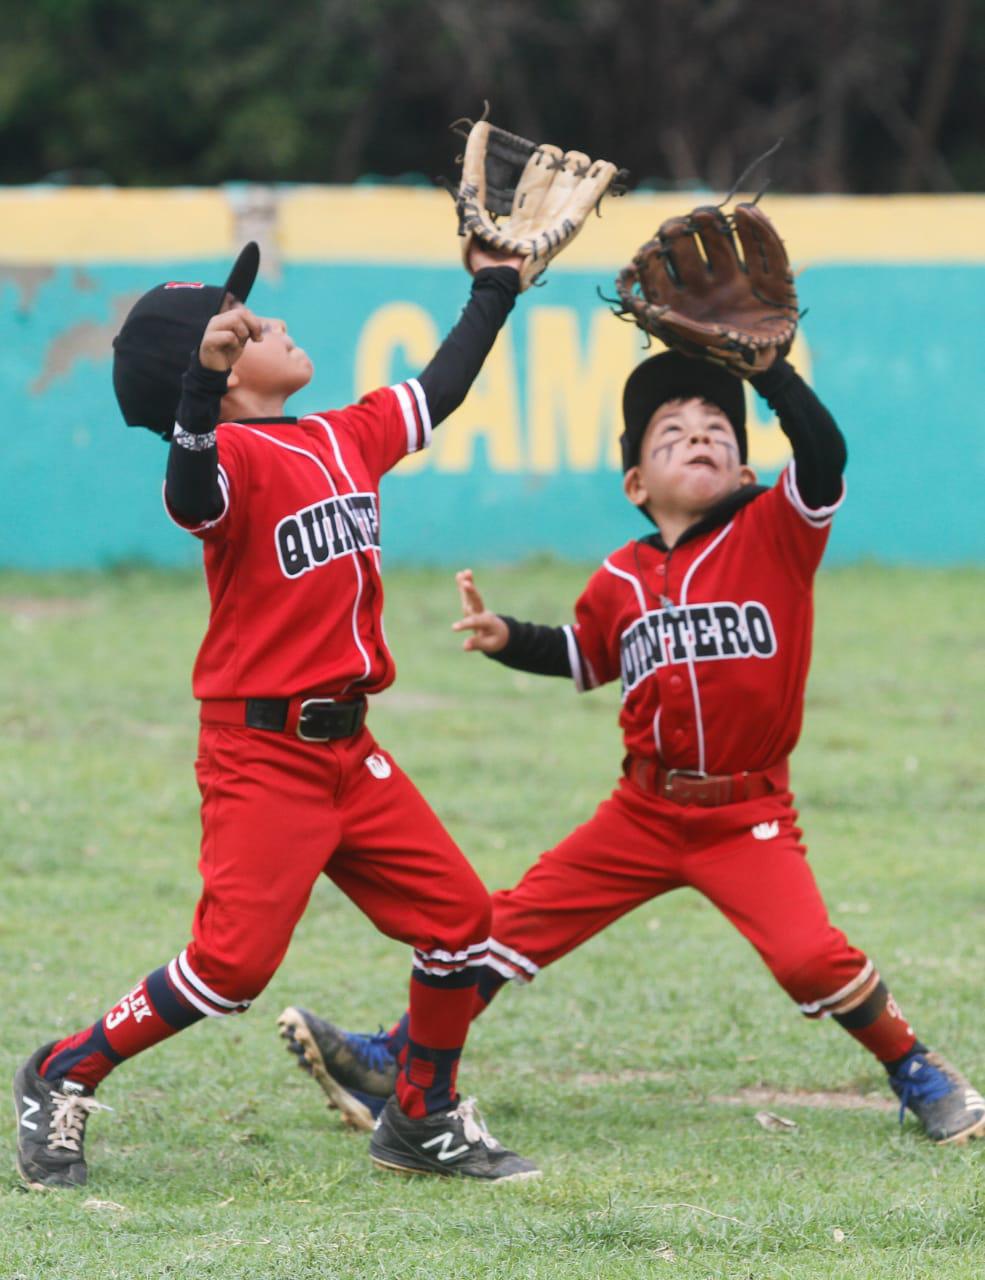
left=297, top=697, right=336, bottom=742
left=663, top=768, right=708, bottom=801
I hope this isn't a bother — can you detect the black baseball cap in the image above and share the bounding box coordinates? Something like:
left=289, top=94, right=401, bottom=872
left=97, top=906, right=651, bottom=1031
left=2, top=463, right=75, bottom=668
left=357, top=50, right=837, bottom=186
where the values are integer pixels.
left=621, top=351, right=747, bottom=471
left=112, top=241, right=261, bottom=438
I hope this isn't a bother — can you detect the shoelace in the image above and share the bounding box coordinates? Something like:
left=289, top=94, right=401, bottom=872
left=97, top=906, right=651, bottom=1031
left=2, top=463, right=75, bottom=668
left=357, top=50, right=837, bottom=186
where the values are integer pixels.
left=893, top=1059, right=954, bottom=1126
left=47, top=1089, right=112, bottom=1153
left=448, top=1097, right=501, bottom=1150
left=348, top=1029, right=395, bottom=1075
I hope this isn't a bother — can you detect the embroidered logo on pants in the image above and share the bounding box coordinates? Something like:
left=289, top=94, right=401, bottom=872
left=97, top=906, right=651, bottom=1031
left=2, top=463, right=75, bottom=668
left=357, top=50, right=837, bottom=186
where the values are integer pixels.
left=751, top=820, right=780, bottom=841
left=365, top=753, right=392, bottom=780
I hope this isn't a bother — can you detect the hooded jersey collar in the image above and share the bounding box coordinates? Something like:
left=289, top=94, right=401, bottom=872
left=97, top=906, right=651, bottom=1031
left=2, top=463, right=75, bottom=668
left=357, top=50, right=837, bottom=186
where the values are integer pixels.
left=638, top=484, right=768, bottom=553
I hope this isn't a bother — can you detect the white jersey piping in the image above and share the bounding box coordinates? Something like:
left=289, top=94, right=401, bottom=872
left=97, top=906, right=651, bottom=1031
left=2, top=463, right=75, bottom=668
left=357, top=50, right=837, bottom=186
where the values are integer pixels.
left=161, top=466, right=230, bottom=533
left=241, top=423, right=373, bottom=690
left=406, top=377, right=432, bottom=448
left=783, top=460, right=846, bottom=527
left=678, top=522, right=735, bottom=774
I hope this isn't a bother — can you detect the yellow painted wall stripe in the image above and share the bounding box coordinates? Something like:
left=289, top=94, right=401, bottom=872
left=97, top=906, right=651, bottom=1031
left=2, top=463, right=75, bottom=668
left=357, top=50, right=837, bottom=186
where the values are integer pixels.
left=2, top=187, right=984, bottom=265
left=0, top=189, right=233, bottom=260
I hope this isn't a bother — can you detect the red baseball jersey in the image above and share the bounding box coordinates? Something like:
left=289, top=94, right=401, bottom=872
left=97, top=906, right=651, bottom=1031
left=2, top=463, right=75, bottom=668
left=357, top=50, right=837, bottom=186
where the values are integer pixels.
left=564, top=463, right=844, bottom=773
left=165, top=380, right=431, bottom=699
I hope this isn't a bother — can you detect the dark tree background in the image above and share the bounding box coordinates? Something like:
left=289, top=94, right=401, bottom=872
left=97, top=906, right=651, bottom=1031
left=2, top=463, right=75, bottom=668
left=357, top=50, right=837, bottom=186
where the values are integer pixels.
left=1, top=0, right=981, bottom=191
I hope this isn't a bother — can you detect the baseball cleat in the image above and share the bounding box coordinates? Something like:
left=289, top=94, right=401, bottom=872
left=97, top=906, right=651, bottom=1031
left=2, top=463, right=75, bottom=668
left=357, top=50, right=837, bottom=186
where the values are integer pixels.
left=369, top=1094, right=541, bottom=1181
left=277, top=1006, right=396, bottom=1132
left=888, top=1050, right=985, bottom=1144
left=12, top=1042, right=112, bottom=1190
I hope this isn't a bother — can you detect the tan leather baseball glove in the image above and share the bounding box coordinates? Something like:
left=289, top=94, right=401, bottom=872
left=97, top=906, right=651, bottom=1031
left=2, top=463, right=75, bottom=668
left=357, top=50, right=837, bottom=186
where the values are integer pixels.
left=455, top=118, right=625, bottom=291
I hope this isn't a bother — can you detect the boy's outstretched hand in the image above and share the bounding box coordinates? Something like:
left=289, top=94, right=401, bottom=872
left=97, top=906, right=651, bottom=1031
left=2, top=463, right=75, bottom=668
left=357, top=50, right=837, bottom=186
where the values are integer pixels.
left=452, top=569, right=509, bottom=654
left=199, top=300, right=263, bottom=372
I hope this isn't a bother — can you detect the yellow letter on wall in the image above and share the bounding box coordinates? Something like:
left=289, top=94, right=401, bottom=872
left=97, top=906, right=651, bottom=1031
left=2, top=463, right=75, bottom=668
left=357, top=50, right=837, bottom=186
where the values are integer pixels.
left=430, top=329, right=523, bottom=473
left=527, top=308, right=640, bottom=472
left=355, top=303, right=439, bottom=474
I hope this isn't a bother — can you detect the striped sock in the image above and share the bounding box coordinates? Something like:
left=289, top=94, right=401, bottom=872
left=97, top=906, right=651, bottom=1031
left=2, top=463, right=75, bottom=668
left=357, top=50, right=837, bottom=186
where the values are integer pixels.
left=833, top=979, right=919, bottom=1063
left=41, top=961, right=210, bottom=1090
left=395, top=967, right=477, bottom=1118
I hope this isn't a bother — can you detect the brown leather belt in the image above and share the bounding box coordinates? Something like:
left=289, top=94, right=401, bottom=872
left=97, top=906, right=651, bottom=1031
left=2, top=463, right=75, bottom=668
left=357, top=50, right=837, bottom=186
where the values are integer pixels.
left=626, top=756, right=788, bottom=807
left=200, top=695, right=367, bottom=742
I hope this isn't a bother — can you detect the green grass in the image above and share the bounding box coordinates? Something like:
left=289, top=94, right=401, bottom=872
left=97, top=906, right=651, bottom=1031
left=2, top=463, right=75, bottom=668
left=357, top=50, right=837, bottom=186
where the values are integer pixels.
left=1, top=562, right=983, bottom=1279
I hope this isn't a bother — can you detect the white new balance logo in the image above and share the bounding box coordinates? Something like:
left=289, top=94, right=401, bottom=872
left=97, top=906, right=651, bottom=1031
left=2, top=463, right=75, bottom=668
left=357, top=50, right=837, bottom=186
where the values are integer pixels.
left=420, top=1131, right=470, bottom=1162
left=20, top=1096, right=41, bottom=1131
left=752, top=821, right=780, bottom=841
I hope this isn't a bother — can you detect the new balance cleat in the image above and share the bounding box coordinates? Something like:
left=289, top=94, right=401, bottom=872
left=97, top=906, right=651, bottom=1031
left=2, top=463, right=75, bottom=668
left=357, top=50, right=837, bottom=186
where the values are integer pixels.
left=13, top=1042, right=112, bottom=1190
left=369, top=1094, right=540, bottom=1181
left=277, top=1006, right=396, bottom=1132
left=888, top=1050, right=985, bottom=1145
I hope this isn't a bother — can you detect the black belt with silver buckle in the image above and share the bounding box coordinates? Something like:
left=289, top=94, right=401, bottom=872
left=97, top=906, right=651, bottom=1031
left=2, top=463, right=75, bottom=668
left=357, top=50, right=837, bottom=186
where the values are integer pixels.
left=245, top=696, right=367, bottom=741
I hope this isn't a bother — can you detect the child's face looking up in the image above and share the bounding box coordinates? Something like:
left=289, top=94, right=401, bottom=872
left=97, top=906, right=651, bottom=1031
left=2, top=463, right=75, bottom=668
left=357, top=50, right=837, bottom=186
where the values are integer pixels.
left=625, top=396, right=755, bottom=522
left=235, top=315, right=314, bottom=399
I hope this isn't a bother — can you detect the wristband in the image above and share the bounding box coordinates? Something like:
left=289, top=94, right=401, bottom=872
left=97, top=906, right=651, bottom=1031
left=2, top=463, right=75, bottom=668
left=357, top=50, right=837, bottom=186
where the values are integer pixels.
left=172, top=423, right=217, bottom=451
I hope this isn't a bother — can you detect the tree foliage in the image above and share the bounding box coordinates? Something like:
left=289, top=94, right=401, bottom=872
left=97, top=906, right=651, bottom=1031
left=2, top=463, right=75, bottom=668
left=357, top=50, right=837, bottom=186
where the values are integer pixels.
left=1, top=0, right=982, bottom=191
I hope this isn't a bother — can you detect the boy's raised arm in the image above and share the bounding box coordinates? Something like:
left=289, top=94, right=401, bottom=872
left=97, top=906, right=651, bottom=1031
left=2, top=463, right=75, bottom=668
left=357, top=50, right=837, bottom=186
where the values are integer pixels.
left=416, top=249, right=521, bottom=429
left=750, top=358, right=847, bottom=510
left=165, top=305, right=262, bottom=525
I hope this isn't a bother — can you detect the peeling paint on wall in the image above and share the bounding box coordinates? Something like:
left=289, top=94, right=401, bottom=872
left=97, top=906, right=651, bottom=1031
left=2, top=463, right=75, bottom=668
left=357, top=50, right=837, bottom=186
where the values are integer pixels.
left=31, top=293, right=139, bottom=394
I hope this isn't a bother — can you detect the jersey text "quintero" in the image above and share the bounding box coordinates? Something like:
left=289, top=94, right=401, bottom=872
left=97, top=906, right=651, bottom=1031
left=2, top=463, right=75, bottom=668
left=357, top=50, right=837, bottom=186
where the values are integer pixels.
left=620, top=601, right=777, bottom=693
left=275, top=492, right=381, bottom=579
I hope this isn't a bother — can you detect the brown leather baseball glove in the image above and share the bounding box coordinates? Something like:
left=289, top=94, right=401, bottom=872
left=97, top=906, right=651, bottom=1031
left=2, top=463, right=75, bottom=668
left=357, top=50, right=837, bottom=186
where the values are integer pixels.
left=455, top=118, right=625, bottom=291
left=615, top=204, right=799, bottom=377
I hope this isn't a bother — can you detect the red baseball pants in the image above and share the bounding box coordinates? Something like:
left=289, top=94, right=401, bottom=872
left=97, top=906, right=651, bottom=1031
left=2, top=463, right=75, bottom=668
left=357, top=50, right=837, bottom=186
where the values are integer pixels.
left=485, top=774, right=868, bottom=1012
left=186, top=719, right=490, bottom=1002
left=43, top=717, right=491, bottom=1113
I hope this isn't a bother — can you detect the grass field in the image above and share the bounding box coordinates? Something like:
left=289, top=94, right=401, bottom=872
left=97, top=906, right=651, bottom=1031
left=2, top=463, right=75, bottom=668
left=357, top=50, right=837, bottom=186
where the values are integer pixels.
left=1, top=561, right=983, bottom=1279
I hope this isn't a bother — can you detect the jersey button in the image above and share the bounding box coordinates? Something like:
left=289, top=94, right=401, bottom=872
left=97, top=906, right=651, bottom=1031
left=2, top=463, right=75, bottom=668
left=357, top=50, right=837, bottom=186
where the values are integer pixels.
left=669, top=674, right=683, bottom=691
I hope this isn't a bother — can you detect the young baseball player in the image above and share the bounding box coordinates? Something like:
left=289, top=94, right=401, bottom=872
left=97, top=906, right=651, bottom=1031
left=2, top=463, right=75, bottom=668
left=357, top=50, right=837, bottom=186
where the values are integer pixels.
left=279, top=350, right=985, bottom=1148
left=12, top=239, right=545, bottom=1189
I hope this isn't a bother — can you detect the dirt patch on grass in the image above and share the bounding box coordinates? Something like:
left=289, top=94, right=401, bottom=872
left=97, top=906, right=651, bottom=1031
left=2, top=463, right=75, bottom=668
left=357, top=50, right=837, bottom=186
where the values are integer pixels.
left=574, top=1072, right=895, bottom=1113
left=576, top=1069, right=676, bottom=1087
left=711, top=1086, right=895, bottom=1113
left=2, top=596, right=94, bottom=621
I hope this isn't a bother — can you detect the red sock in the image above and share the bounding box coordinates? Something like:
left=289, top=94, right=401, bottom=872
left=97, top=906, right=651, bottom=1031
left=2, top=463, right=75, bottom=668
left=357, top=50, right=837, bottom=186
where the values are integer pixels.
left=832, top=977, right=917, bottom=1062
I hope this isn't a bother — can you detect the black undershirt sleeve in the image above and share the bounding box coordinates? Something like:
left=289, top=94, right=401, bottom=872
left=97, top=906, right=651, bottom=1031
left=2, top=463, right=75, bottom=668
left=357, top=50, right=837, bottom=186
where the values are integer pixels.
left=749, top=358, right=847, bottom=509
left=164, top=356, right=229, bottom=524
left=417, top=266, right=520, bottom=426
left=487, top=616, right=573, bottom=678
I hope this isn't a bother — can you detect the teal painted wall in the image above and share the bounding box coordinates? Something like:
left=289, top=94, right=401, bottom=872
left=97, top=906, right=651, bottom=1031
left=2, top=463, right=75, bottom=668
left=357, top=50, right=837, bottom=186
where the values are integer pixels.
left=2, top=259, right=983, bottom=569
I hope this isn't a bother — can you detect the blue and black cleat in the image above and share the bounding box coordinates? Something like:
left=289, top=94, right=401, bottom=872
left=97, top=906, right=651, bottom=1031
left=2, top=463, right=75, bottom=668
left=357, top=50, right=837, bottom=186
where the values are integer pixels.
left=888, top=1050, right=985, bottom=1144
left=277, top=1006, right=396, bottom=1132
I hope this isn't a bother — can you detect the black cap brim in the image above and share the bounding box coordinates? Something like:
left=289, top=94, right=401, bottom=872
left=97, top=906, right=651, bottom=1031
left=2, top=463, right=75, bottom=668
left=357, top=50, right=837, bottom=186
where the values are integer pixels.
left=220, top=241, right=260, bottom=311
